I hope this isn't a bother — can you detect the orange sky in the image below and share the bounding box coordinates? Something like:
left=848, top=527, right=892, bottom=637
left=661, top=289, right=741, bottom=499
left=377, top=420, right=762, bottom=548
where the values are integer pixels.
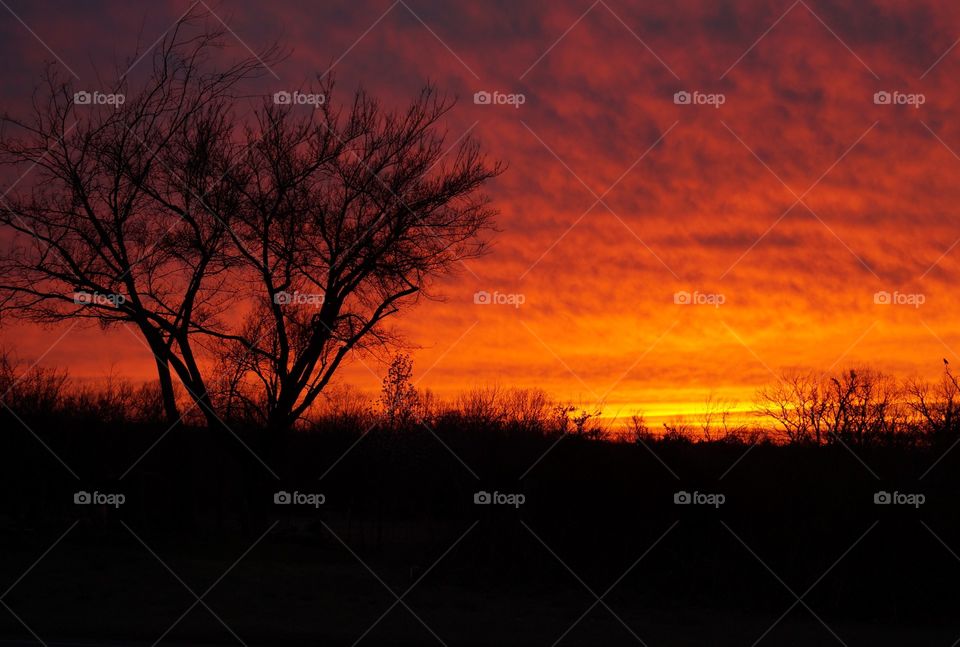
left=3, top=0, right=960, bottom=421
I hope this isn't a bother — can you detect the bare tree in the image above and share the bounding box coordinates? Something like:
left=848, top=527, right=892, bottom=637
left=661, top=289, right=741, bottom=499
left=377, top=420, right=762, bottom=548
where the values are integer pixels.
left=757, top=368, right=903, bottom=445
left=756, top=370, right=829, bottom=444
left=0, top=14, right=498, bottom=434
left=697, top=392, right=740, bottom=441
left=380, top=352, right=419, bottom=428
left=823, top=369, right=900, bottom=445
left=627, top=412, right=652, bottom=444
left=906, top=364, right=960, bottom=439
left=0, top=10, right=279, bottom=426
left=208, top=82, right=501, bottom=433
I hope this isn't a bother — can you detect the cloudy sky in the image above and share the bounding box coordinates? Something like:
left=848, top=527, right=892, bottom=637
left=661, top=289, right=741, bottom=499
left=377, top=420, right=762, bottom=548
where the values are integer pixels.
left=3, top=0, right=960, bottom=419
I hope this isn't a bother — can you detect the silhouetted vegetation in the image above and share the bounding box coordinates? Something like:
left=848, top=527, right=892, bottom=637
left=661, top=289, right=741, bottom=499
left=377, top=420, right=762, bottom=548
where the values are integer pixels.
left=2, top=354, right=959, bottom=643
left=0, top=9, right=500, bottom=435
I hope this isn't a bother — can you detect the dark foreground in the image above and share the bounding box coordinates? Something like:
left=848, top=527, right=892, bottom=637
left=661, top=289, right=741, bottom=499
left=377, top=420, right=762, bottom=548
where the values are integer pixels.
left=2, top=421, right=959, bottom=645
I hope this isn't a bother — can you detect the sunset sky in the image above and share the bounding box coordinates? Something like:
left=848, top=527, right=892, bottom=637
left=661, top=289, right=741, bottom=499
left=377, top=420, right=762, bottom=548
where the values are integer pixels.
left=3, top=0, right=960, bottom=421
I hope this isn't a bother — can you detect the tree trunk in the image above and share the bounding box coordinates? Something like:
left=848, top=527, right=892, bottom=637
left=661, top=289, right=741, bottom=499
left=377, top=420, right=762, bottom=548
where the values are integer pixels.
left=154, top=357, right=180, bottom=424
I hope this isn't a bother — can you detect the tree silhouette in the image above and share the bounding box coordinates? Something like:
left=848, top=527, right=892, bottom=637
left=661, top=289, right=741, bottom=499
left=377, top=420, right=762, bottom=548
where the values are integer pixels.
left=757, top=368, right=903, bottom=445
left=208, top=82, right=501, bottom=432
left=0, top=10, right=279, bottom=426
left=0, top=12, right=499, bottom=434
left=380, top=353, right=419, bottom=428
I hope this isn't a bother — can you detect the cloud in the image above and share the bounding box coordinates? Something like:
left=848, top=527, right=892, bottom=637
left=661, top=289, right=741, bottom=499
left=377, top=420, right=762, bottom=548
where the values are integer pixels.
left=3, top=0, right=960, bottom=416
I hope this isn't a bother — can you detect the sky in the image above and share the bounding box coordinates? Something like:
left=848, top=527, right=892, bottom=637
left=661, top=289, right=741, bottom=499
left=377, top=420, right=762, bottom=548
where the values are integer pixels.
left=3, top=0, right=960, bottom=421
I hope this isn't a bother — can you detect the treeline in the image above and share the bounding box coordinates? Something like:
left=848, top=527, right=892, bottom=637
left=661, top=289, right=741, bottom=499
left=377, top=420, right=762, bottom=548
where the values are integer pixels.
left=4, top=350, right=960, bottom=450
left=755, top=364, right=960, bottom=446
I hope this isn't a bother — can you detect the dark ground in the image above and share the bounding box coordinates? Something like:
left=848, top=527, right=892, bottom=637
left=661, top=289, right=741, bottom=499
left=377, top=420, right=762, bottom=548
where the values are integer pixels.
left=2, top=421, right=959, bottom=645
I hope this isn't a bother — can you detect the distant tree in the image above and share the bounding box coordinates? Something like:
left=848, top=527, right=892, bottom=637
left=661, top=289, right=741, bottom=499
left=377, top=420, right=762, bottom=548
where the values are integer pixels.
left=309, top=384, right=376, bottom=431
left=552, top=403, right=604, bottom=440
left=756, top=371, right=829, bottom=444
left=380, top=353, right=419, bottom=428
left=757, top=368, right=902, bottom=445
left=627, top=412, right=652, bottom=444
left=824, top=369, right=901, bottom=445
left=906, top=363, right=960, bottom=439
left=502, top=387, right=551, bottom=433
left=697, top=392, right=739, bottom=441
left=661, top=416, right=693, bottom=443
left=552, top=404, right=576, bottom=435
left=0, top=348, right=67, bottom=417
left=457, top=385, right=507, bottom=425
left=573, top=407, right=605, bottom=440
